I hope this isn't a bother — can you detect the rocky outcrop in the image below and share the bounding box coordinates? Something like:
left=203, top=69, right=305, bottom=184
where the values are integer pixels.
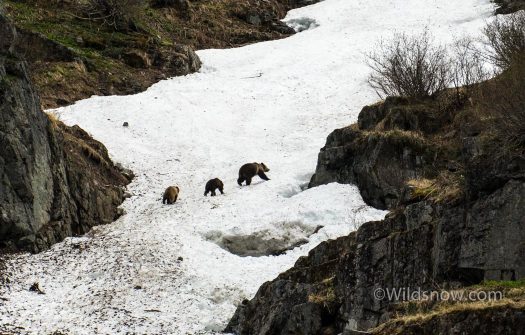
left=494, top=0, right=525, bottom=14
left=226, top=234, right=355, bottom=334
left=11, top=28, right=76, bottom=63
left=0, top=14, right=131, bottom=252
left=227, top=183, right=525, bottom=333
left=227, top=95, right=525, bottom=334
left=309, top=96, right=458, bottom=209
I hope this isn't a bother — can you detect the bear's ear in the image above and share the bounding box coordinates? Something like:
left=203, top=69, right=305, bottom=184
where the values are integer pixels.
left=176, top=186, right=180, bottom=192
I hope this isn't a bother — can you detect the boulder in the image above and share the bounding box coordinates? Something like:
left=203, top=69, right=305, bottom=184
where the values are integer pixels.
left=122, top=50, right=152, bottom=68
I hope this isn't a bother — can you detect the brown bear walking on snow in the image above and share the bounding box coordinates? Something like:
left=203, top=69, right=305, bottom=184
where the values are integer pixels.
left=162, top=186, right=180, bottom=204
left=204, top=178, right=224, bottom=196
left=237, top=162, right=270, bottom=186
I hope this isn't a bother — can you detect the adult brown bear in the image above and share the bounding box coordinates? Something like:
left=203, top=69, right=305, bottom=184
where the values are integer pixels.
left=162, top=186, right=180, bottom=204
left=204, top=178, right=224, bottom=196
left=237, top=163, right=270, bottom=186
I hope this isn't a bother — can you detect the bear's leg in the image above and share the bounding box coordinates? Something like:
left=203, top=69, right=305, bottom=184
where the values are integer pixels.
left=204, top=189, right=209, bottom=196
left=246, top=177, right=252, bottom=185
left=237, top=177, right=244, bottom=186
left=219, top=187, right=224, bottom=194
left=258, top=171, right=270, bottom=181
left=211, top=190, right=216, bottom=196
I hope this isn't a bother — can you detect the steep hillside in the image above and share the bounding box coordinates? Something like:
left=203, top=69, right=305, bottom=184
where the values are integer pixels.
left=2, top=0, right=317, bottom=108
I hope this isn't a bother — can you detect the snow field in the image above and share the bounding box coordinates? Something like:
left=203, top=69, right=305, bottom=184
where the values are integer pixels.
left=0, top=0, right=494, bottom=334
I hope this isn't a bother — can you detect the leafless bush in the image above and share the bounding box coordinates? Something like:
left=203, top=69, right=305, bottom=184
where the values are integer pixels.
left=450, top=37, right=489, bottom=102
left=451, top=37, right=488, bottom=89
left=367, top=31, right=450, bottom=99
left=483, top=11, right=525, bottom=70
left=81, top=0, right=146, bottom=31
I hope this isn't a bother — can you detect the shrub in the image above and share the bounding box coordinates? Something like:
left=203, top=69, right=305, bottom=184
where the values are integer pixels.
left=451, top=37, right=488, bottom=91
left=483, top=11, right=525, bottom=69
left=81, top=0, right=146, bottom=31
left=367, top=31, right=450, bottom=99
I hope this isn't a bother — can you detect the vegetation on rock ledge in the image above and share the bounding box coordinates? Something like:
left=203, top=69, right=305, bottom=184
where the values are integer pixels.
left=3, top=0, right=309, bottom=108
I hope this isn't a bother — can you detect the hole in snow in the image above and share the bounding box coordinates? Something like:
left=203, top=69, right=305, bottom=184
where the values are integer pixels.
left=279, top=182, right=310, bottom=198
left=285, top=17, right=319, bottom=32
left=204, top=222, right=323, bottom=257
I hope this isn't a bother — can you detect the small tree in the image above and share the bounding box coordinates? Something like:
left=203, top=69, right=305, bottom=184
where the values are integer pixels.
left=367, top=31, right=450, bottom=99
left=451, top=37, right=488, bottom=101
left=483, top=11, right=525, bottom=70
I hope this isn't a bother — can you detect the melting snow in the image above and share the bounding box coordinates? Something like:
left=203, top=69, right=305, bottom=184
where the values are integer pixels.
left=0, top=0, right=494, bottom=334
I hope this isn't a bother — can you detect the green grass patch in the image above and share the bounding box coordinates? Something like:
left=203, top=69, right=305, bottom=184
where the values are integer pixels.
left=478, top=280, right=525, bottom=289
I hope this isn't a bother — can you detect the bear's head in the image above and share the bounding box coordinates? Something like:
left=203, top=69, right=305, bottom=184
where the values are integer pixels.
left=260, top=163, right=270, bottom=172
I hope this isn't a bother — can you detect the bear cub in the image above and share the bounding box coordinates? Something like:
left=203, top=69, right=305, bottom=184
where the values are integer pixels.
left=204, top=178, right=224, bottom=196
left=163, top=186, right=180, bottom=204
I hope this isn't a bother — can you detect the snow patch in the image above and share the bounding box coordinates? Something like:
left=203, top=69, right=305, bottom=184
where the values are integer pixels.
left=285, top=17, right=320, bottom=32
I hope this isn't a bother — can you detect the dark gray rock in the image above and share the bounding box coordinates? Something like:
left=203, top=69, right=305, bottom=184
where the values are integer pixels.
left=154, top=44, right=201, bottom=76
left=0, top=15, right=130, bottom=252
left=308, top=125, right=438, bottom=209
left=289, top=0, right=322, bottom=7
left=227, top=182, right=525, bottom=333
left=270, top=21, right=296, bottom=35
left=122, top=50, right=152, bottom=68
left=226, top=235, right=356, bottom=334
left=245, top=12, right=263, bottom=26
left=309, top=96, right=466, bottom=209
left=494, top=0, right=525, bottom=14
left=13, top=28, right=76, bottom=63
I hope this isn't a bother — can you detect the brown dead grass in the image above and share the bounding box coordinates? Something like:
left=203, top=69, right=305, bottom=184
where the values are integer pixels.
left=371, top=285, right=525, bottom=334
left=407, top=171, right=464, bottom=204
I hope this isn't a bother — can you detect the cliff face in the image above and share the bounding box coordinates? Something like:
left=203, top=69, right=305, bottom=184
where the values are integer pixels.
left=308, top=96, right=459, bottom=210
left=0, top=14, right=131, bottom=253
left=226, top=93, right=525, bottom=334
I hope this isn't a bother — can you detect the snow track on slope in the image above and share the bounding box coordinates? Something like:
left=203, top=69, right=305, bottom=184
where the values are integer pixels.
left=0, top=0, right=493, bottom=334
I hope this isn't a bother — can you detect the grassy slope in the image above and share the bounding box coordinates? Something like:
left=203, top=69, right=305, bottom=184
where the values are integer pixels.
left=3, top=0, right=299, bottom=108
